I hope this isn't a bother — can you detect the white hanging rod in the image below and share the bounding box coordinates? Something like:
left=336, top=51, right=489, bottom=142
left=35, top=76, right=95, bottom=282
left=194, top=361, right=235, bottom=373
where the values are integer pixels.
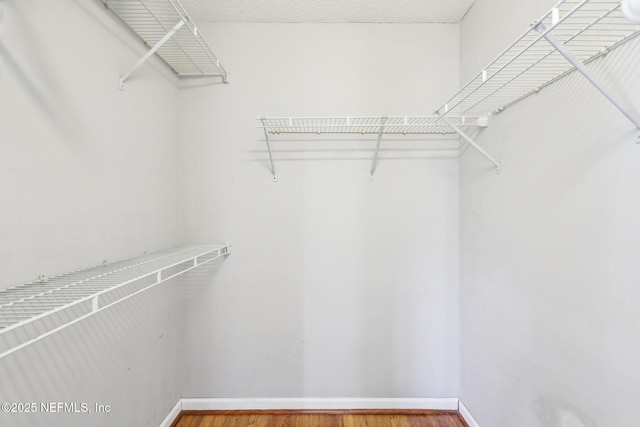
left=0, top=244, right=230, bottom=360
left=435, top=0, right=640, bottom=122
left=103, top=0, right=230, bottom=89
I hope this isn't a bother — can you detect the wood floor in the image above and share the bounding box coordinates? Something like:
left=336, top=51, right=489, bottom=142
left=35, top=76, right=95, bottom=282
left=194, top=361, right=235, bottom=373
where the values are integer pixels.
left=172, top=410, right=469, bottom=427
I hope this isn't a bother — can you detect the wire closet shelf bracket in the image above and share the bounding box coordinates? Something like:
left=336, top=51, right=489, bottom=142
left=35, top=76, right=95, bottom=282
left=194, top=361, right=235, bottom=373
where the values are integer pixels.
left=0, top=244, right=231, bottom=360
left=103, top=0, right=230, bottom=89
left=434, top=0, right=640, bottom=169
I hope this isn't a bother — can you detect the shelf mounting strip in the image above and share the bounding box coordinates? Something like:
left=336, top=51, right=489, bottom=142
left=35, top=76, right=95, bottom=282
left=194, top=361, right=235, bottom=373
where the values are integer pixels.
left=0, top=244, right=230, bottom=360
left=258, top=116, right=485, bottom=180
left=434, top=0, right=640, bottom=168
left=103, top=0, right=230, bottom=89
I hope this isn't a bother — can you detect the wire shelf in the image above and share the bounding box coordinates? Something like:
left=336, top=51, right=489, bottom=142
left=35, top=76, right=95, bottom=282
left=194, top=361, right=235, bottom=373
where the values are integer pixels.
left=0, top=244, right=230, bottom=359
left=258, top=116, right=484, bottom=135
left=103, top=0, right=228, bottom=78
left=256, top=116, right=489, bottom=180
left=436, top=0, right=640, bottom=116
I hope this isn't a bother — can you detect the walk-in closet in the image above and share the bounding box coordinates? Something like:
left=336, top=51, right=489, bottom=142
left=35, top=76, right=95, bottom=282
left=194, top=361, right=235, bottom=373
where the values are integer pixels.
left=1, top=0, right=639, bottom=426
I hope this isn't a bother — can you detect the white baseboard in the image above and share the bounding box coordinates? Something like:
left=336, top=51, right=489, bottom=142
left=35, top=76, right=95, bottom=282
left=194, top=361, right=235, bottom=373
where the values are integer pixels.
left=180, top=397, right=459, bottom=411
left=161, top=397, right=462, bottom=426
left=458, top=400, right=481, bottom=427
left=158, top=399, right=182, bottom=427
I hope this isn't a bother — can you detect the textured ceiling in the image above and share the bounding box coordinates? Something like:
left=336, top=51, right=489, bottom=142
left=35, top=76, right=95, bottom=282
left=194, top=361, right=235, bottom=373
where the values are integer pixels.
left=183, top=0, right=475, bottom=23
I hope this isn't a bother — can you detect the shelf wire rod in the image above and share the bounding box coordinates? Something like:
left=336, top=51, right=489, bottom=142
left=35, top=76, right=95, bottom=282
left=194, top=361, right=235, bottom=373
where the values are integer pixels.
left=0, top=247, right=229, bottom=360
left=436, top=0, right=590, bottom=116
left=0, top=311, right=63, bottom=319
left=166, top=29, right=208, bottom=75
left=107, top=1, right=226, bottom=80
left=257, top=117, right=480, bottom=133
left=118, top=1, right=179, bottom=58
left=4, top=308, right=79, bottom=327
left=0, top=314, right=37, bottom=320
left=0, top=247, right=224, bottom=336
left=535, top=22, right=640, bottom=128
left=137, top=0, right=170, bottom=29
left=119, top=17, right=185, bottom=89
left=500, top=30, right=640, bottom=112
left=8, top=301, right=87, bottom=310
left=460, top=1, right=622, bottom=114
left=0, top=247, right=200, bottom=311
left=5, top=301, right=68, bottom=309
left=168, top=0, right=227, bottom=78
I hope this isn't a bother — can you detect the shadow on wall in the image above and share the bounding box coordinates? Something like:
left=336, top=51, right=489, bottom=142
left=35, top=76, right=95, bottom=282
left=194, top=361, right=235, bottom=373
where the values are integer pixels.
left=180, top=76, right=230, bottom=88
left=0, top=277, right=183, bottom=427
left=534, top=397, right=597, bottom=427
left=179, top=257, right=227, bottom=308
left=0, top=1, right=103, bottom=143
left=0, top=43, right=84, bottom=142
left=249, top=136, right=462, bottom=169
left=72, top=0, right=179, bottom=88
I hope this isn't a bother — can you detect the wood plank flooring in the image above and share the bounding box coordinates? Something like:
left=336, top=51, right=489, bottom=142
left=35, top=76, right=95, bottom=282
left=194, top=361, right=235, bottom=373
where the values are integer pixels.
left=172, top=410, right=468, bottom=427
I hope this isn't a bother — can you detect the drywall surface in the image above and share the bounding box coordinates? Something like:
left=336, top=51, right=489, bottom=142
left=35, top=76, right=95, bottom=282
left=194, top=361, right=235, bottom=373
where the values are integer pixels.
left=459, top=5, right=640, bottom=426
left=0, top=0, right=180, bottom=289
left=178, top=23, right=461, bottom=398
left=0, top=0, right=181, bottom=425
left=0, top=278, right=182, bottom=427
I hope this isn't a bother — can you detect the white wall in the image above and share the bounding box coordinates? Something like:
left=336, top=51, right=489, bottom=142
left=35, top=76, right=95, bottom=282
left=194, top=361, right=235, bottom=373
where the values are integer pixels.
left=178, top=23, right=461, bottom=399
left=0, top=0, right=180, bottom=288
left=0, top=0, right=182, bottom=425
left=459, top=1, right=640, bottom=425
left=10, top=2, right=636, bottom=423
left=0, top=278, right=182, bottom=427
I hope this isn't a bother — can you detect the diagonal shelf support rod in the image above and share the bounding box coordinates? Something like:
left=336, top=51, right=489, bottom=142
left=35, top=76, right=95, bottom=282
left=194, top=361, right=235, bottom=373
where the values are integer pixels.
left=437, top=114, right=501, bottom=173
left=370, top=116, right=388, bottom=178
left=535, top=22, right=640, bottom=129
left=434, top=0, right=590, bottom=118
left=120, top=18, right=186, bottom=90
left=260, top=118, right=277, bottom=182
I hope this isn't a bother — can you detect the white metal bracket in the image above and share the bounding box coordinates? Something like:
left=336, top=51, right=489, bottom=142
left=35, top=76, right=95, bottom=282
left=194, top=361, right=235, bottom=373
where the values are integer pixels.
left=119, top=18, right=186, bottom=90
left=369, top=116, right=388, bottom=179
left=437, top=114, right=501, bottom=173
left=260, top=118, right=277, bottom=182
left=534, top=22, right=640, bottom=130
